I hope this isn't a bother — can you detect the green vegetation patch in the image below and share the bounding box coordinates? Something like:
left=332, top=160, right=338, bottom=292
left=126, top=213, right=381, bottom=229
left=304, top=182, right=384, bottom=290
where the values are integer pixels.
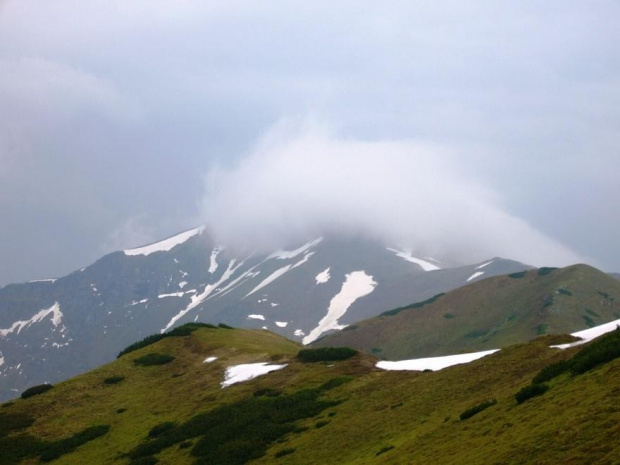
left=103, top=376, right=125, bottom=385
left=557, top=288, right=573, bottom=296
left=275, top=448, right=296, bottom=458
left=582, top=315, right=596, bottom=327
left=253, top=388, right=282, bottom=398
left=537, top=324, right=549, bottom=335
left=585, top=308, right=600, bottom=318
left=0, top=424, right=110, bottom=463
left=443, top=313, right=455, bottom=319
left=297, top=347, right=358, bottom=362
left=537, top=267, right=558, bottom=276
left=515, top=384, right=549, bottom=404
left=118, top=323, right=217, bottom=358
left=127, top=388, right=339, bottom=465
left=134, top=353, right=175, bottom=366
left=21, top=383, right=54, bottom=399
left=465, top=329, right=489, bottom=339
left=381, top=293, right=446, bottom=317
left=532, top=360, right=571, bottom=385
left=319, top=376, right=354, bottom=391
left=459, top=399, right=497, bottom=420
left=376, top=445, right=395, bottom=456
left=0, top=412, right=35, bottom=438
left=508, top=271, right=526, bottom=279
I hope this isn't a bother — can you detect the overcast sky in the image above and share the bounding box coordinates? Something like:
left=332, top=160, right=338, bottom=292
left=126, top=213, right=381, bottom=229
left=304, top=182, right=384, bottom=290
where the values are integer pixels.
left=0, top=1, right=619, bottom=285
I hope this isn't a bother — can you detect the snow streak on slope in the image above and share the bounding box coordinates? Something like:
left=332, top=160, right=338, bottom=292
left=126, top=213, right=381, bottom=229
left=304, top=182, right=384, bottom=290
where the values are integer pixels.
left=476, top=260, right=494, bottom=270
left=161, top=259, right=242, bottom=332
left=315, top=267, right=331, bottom=284
left=304, top=271, right=377, bottom=344
left=244, top=252, right=315, bottom=298
left=0, top=303, right=63, bottom=337
left=124, top=226, right=205, bottom=256
left=376, top=349, right=499, bottom=372
left=221, top=363, right=287, bottom=388
left=466, top=271, right=485, bottom=282
left=267, top=238, right=323, bottom=260
left=551, top=318, right=620, bottom=349
left=386, top=248, right=440, bottom=271
left=209, top=246, right=222, bottom=273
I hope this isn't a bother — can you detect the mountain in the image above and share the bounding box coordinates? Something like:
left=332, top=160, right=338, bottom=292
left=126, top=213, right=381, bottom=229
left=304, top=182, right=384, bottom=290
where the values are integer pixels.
left=1, top=324, right=619, bottom=464
left=0, top=227, right=530, bottom=401
left=314, top=264, right=620, bottom=360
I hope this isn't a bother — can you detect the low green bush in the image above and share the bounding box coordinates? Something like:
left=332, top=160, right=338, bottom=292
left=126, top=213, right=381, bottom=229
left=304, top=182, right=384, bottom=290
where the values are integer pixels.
left=149, top=422, right=175, bottom=438
left=515, top=384, right=548, bottom=404
left=218, top=323, right=234, bottom=329
left=569, top=327, right=620, bottom=375
left=103, top=376, right=125, bottom=385
left=253, top=388, right=282, bottom=398
left=21, top=384, right=54, bottom=399
left=557, top=288, right=573, bottom=296
left=537, top=324, right=549, bottom=335
left=319, top=376, right=353, bottom=391
left=532, top=360, right=570, bottom=384
left=459, top=399, right=497, bottom=420
left=508, top=271, right=526, bottom=279
left=376, top=445, right=395, bottom=456
left=315, top=420, right=330, bottom=428
left=39, top=425, right=110, bottom=462
left=134, top=353, right=175, bottom=366
left=443, top=313, right=455, bottom=319
left=118, top=323, right=217, bottom=358
left=0, top=412, right=35, bottom=438
left=582, top=315, right=596, bottom=327
left=382, top=293, right=446, bottom=316
left=275, top=448, right=296, bottom=458
left=297, top=347, right=358, bottom=362
left=537, top=267, right=558, bottom=276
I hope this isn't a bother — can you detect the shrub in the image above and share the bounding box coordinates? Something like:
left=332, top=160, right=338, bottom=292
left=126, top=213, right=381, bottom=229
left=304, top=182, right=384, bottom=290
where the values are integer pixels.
left=117, top=408, right=127, bottom=414
left=315, top=420, right=330, bottom=428
left=508, top=271, right=526, bottom=279
left=253, top=388, right=282, bottom=398
left=134, top=353, right=175, bottom=366
left=131, top=457, right=159, bottom=465
left=218, top=323, right=234, bottom=329
left=557, top=288, right=573, bottom=296
left=342, top=324, right=358, bottom=331
left=319, top=376, right=353, bottom=391
left=459, top=399, right=497, bottom=420
left=443, top=313, right=455, bottom=319
left=532, top=360, right=570, bottom=384
left=515, top=384, right=548, bottom=404
left=582, top=315, right=596, bottom=327
left=585, top=308, right=600, bottom=318
left=297, top=347, right=358, bottom=362
left=39, top=425, right=110, bottom=462
left=371, top=347, right=383, bottom=354
left=537, top=267, right=558, bottom=276
left=21, top=384, right=54, bottom=399
left=569, top=327, right=620, bottom=375
left=0, top=412, right=35, bottom=438
left=179, top=441, right=192, bottom=449
left=275, top=448, right=296, bottom=458
left=118, top=323, right=217, bottom=358
left=382, top=293, right=446, bottom=316
left=537, top=324, right=548, bottom=335
left=103, top=376, right=125, bottom=385
left=149, top=422, right=175, bottom=438
left=376, top=445, right=395, bottom=456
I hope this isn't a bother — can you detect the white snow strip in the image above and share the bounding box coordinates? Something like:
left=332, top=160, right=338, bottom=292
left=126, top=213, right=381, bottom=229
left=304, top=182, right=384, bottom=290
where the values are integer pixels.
left=124, top=226, right=205, bottom=256
left=267, top=237, right=323, bottom=260
left=158, top=292, right=186, bottom=299
left=209, top=263, right=260, bottom=299
left=275, top=321, right=288, bottom=328
left=262, top=326, right=268, bottom=330
left=29, top=279, right=57, bottom=283
left=248, top=314, right=265, bottom=321
left=476, top=260, right=494, bottom=270
left=303, top=271, right=377, bottom=344
left=161, top=259, right=243, bottom=332
left=203, top=356, right=218, bottom=364
left=466, top=271, right=485, bottom=282
left=221, top=363, right=287, bottom=388
left=127, top=298, right=149, bottom=307
left=294, top=329, right=305, bottom=337
left=270, top=303, right=280, bottom=307
left=209, top=246, right=222, bottom=274
left=551, top=318, right=620, bottom=349
left=0, top=303, right=63, bottom=337
left=386, top=248, right=440, bottom=271
left=376, top=349, right=500, bottom=372
left=245, top=253, right=314, bottom=298
left=179, top=281, right=188, bottom=289
left=0, top=355, right=4, bottom=367
left=315, top=267, right=331, bottom=284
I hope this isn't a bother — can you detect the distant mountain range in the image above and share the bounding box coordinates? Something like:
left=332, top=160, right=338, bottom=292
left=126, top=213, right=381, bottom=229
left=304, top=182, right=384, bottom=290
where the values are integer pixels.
left=314, top=264, right=620, bottom=359
left=0, top=227, right=530, bottom=401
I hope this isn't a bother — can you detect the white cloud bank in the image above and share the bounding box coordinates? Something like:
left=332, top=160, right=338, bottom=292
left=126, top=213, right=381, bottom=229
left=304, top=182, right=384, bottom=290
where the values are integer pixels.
left=201, top=122, right=585, bottom=267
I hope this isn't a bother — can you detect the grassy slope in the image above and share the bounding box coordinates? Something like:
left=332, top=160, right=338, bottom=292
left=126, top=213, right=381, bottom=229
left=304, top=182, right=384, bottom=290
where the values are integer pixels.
left=1, top=327, right=619, bottom=464
left=314, top=264, right=620, bottom=360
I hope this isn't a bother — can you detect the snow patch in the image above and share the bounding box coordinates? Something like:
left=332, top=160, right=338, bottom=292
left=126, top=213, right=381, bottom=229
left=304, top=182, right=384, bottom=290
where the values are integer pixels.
left=315, top=267, right=331, bottom=284
left=376, top=349, right=499, bottom=372
left=0, top=354, right=4, bottom=368
left=466, top=271, right=485, bottom=282
left=304, top=271, right=377, bottom=344
left=270, top=303, right=280, bottom=307
left=29, top=279, right=57, bottom=283
left=245, top=252, right=315, bottom=298
left=0, top=303, right=64, bottom=337
left=386, top=248, right=440, bottom=271
left=221, top=363, right=287, bottom=388
left=275, top=321, right=288, bottom=328
left=124, top=226, right=205, bottom=256
left=209, top=246, right=223, bottom=273
left=476, top=260, right=494, bottom=270
left=158, top=292, right=186, bottom=299
left=294, top=329, right=305, bottom=337
left=179, top=281, right=188, bottom=289
left=203, top=356, right=218, bottom=364
left=551, top=318, right=620, bottom=349
left=248, top=314, right=265, bottom=321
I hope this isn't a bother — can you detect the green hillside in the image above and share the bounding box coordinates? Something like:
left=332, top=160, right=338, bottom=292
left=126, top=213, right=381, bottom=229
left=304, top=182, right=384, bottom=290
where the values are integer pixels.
left=314, top=264, right=620, bottom=360
left=1, top=323, right=620, bottom=464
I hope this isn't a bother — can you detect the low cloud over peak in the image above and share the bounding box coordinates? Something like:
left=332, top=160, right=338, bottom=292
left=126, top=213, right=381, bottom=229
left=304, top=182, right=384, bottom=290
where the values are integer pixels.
left=201, top=122, right=585, bottom=267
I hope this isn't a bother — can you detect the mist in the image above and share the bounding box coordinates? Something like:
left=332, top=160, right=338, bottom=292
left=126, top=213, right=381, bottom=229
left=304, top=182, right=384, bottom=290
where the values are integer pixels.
left=201, top=122, right=585, bottom=267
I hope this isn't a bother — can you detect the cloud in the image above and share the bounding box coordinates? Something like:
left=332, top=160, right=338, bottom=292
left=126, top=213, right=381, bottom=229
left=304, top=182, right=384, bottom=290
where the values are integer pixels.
left=200, top=121, right=585, bottom=267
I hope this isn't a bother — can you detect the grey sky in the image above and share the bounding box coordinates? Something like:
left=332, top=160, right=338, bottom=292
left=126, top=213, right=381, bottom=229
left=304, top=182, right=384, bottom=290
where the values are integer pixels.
left=0, top=1, right=619, bottom=285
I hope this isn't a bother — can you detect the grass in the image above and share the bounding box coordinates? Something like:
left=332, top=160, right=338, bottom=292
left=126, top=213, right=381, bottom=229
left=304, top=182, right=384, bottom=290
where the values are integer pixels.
left=2, top=326, right=619, bottom=465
